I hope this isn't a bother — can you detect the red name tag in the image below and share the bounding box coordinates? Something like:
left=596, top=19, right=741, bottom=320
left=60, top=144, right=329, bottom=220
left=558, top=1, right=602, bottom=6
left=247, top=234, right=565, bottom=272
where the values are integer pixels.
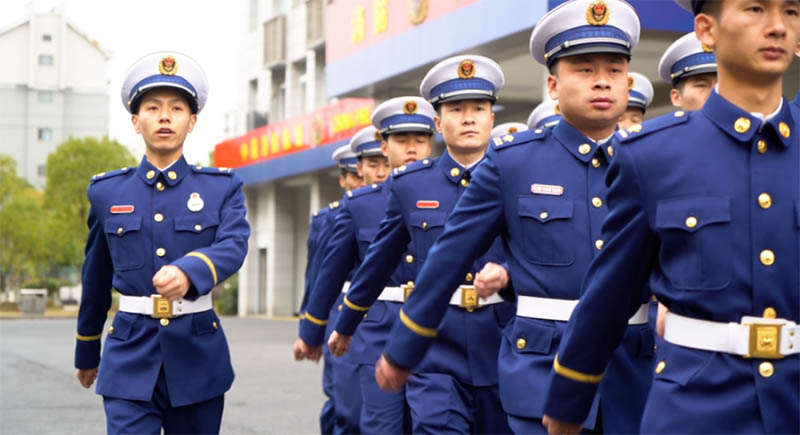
left=416, top=201, right=439, bottom=209
left=110, top=205, right=134, bottom=214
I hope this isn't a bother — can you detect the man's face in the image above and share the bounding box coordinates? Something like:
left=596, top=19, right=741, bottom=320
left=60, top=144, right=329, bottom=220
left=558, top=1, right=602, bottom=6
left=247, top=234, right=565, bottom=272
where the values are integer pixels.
left=435, top=99, right=495, bottom=153
left=548, top=53, right=629, bottom=132
left=698, top=0, right=800, bottom=81
left=339, top=171, right=363, bottom=191
left=670, top=73, right=717, bottom=110
left=381, top=132, right=432, bottom=168
left=357, top=155, right=390, bottom=185
left=618, top=107, right=644, bottom=129
left=131, top=88, right=196, bottom=156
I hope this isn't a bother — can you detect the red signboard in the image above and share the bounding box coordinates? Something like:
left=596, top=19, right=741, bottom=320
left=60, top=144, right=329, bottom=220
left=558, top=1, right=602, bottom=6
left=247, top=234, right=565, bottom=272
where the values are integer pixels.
left=326, top=0, right=480, bottom=64
left=214, top=98, right=375, bottom=169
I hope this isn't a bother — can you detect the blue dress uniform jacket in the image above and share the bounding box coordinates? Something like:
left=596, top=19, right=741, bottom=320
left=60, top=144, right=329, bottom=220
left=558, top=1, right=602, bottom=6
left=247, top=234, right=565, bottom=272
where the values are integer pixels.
left=543, top=91, right=800, bottom=433
left=299, top=207, right=330, bottom=319
left=381, top=121, right=654, bottom=431
left=75, top=156, right=250, bottom=407
left=335, top=151, right=513, bottom=388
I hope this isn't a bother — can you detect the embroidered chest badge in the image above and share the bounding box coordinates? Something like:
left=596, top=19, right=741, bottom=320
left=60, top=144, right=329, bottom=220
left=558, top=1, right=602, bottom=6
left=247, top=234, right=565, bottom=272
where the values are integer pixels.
left=187, top=192, right=204, bottom=212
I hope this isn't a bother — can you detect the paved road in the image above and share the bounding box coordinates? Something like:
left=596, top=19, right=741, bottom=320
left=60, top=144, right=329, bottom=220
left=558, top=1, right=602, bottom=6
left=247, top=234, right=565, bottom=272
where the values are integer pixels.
left=0, top=316, right=326, bottom=434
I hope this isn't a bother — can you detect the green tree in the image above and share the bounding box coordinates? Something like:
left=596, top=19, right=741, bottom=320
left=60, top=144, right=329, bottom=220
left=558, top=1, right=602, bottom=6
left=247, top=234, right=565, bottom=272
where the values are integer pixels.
left=44, top=137, right=137, bottom=270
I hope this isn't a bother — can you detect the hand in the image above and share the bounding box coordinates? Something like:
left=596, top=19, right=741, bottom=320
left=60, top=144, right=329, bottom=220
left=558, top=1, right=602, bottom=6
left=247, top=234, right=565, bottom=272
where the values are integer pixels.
left=656, top=303, right=668, bottom=338
left=328, top=331, right=352, bottom=358
left=77, top=368, right=98, bottom=389
left=152, top=265, right=191, bottom=302
left=542, top=414, right=583, bottom=435
left=374, top=355, right=410, bottom=392
left=474, top=262, right=509, bottom=299
left=293, top=337, right=322, bottom=362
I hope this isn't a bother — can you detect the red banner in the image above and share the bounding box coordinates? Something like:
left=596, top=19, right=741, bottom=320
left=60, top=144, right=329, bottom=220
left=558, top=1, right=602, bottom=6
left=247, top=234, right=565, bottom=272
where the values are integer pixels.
left=214, top=98, right=375, bottom=169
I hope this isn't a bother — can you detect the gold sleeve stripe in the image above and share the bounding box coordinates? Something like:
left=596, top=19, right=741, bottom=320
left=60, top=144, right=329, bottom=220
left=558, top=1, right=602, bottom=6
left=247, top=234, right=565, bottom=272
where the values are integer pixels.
left=553, top=355, right=604, bottom=384
left=76, top=333, right=102, bottom=341
left=298, top=313, right=306, bottom=320
left=186, top=252, right=218, bottom=285
left=304, top=312, right=329, bottom=326
left=399, top=309, right=437, bottom=338
left=343, top=296, right=370, bottom=312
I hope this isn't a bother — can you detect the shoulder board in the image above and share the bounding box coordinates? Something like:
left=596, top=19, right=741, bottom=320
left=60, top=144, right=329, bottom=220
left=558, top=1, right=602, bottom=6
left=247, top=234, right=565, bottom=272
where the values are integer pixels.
left=618, top=110, right=690, bottom=144
left=491, top=128, right=546, bottom=151
left=191, top=165, right=234, bottom=175
left=312, top=207, right=330, bottom=218
left=328, top=200, right=341, bottom=210
left=90, top=166, right=133, bottom=183
left=392, top=158, right=434, bottom=179
left=348, top=183, right=382, bottom=199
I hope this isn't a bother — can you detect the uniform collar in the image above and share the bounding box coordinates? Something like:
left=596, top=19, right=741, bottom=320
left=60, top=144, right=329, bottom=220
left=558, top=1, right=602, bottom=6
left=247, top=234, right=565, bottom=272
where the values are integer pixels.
left=438, top=149, right=482, bottom=184
left=136, top=155, right=191, bottom=186
left=702, top=90, right=794, bottom=148
left=552, top=119, right=604, bottom=164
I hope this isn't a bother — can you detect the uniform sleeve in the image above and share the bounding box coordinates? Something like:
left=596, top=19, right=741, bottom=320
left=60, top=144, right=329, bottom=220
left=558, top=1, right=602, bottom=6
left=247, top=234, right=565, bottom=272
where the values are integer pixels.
left=334, top=186, right=411, bottom=336
left=75, top=185, right=113, bottom=369
left=299, top=216, right=320, bottom=315
left=172, top=174, right=250, bottom=296
left=383, top=156, right=506, bottom=369
left=543, top=144, right=657, bottom=423
left=298, top=203, right=358, bottom=347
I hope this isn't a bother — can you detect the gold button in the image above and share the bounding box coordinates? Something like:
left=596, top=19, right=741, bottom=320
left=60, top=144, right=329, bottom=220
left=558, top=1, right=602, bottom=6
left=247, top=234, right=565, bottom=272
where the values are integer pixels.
left=406, top=254, right=414, bottom=263
left=146, top=170, right=155, bottom=179
left=212, top=321, right=218, bottom=330
left=156, top=248, right=166, bottom=257
left=763, top=307, right=777, bottom=319
left=108, top=326, right=114, bottom=335
left=539, top=211, right=549, bottom=220
left=578, top=144, right=591, bottom=155
left=116, top=226, right=123, bottom=235
left=760, top=249, right=775, bottom=266
left=460, top=178, right=469, bottom=187
left=757, top=140, right=768, bottom=154
left=154, top=213, right=164, bottom=222
left=195, top=224, right=202, bottom=231
left=591, top=158, right=600, bottom=168
left=160, top=318, right=169, bottom=326
left=168, top=171, right=177, bottom=180
left=156, top=182, right=165, bottom=191
left=591, top=197, right=602, bottom=208
left=338, top=304, right=342, bottom=311
left=734, top=117, right=751, bottom=133
left=779, top=121, right=790, bottom=138
left=516, top=338, right=526, bottom=350
left=759, top=361, right=774, bottom=378
left=685, top=216, right=698, bottom=229
left=422, top=221, right=428, bottom=229
left=450, top=167, right=460, bottom=177
left=655, top=360, right=666, bottom=374
left=758, top=193, right=772, bottom=209
left=674, top=110, right=685, bottom=118
left=465, top=273, right=474, bottom=282
left=606, top=145, right=613, bottom=156
left=595, top=239, right=604, bottom=250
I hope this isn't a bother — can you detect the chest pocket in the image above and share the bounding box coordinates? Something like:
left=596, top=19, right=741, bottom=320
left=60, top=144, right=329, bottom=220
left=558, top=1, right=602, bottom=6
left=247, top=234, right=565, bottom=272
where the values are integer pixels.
left=518, top=196, right=575, bottom=266
left=357, top=228, right=378, bottom=259
left=409, top=211, right=446, bottom=259
left=174, top=212, right=220, bottom=252
left=654, top=196, right=731, bottom=290
left=104, top=216, right=144, bottom=271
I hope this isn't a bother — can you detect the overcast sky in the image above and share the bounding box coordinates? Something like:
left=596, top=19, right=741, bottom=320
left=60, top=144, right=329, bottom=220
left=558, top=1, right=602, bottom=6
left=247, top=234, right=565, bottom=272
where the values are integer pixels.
left=2, top=0, right=245, bottom=165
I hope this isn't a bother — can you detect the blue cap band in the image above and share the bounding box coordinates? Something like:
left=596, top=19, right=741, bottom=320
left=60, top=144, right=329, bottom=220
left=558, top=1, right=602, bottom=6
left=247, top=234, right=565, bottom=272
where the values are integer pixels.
left=355, top=141, right=383, bottom=157
left=379, top=114, right=436, bottom=134
left=429, top=78, right=496, bottom=104
left=536, top=115, right=562, bottom=129
left=128, top=75, right=198, bottom=110
left=544, top=25, right=630, bottom=66
left=670, top=52, right=716, bottom=84
left=627, top=90, right=647, bottom=110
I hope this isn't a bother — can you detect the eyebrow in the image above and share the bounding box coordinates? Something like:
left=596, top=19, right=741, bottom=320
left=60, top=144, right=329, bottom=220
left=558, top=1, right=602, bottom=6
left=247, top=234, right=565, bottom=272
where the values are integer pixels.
left=140, top=97, right=187, bottom=105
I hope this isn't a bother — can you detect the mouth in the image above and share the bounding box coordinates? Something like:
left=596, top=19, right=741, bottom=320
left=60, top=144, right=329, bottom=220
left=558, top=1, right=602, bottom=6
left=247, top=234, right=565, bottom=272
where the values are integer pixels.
left=405, top=157, right=418, bottom=164
left=759, top=46, right=786, bottom=59
left=460, top=130, right=479, bottom=136
left=156, top=128, right=174, bottom=138
left=590, top=96, right=614, bottom=110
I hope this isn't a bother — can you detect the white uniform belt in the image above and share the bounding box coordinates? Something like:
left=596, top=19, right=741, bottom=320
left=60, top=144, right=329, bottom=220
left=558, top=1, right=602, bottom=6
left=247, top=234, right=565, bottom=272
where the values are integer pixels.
left=664, top=312, right=799, bottom=359
left=516, top=296, right=648, bottom=324
left=377, top=286, right=405, bottom=303
left=118, top=294, right=212, bottom=318
left=341, top=281, right=351, bottom=293
left=448, top=286, right=504, bottom=308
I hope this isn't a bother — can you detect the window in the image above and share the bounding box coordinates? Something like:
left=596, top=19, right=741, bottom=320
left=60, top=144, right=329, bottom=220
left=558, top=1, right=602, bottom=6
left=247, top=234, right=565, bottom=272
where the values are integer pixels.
left=42, top=34, right=52, bottom=42
left=37, top=165, right=46, bottom=176
left=38, top=128, right=53, bottom=141
left=38, top=55, right=53, bottom=66
left=38, top=91, right=54, bottom=103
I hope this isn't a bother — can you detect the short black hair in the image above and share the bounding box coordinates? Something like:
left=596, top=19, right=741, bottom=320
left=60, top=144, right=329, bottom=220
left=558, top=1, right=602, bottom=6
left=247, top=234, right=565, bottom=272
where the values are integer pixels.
left=699, top=0, right=721, bottom=18
left=132, top=87, right=197, bottom=114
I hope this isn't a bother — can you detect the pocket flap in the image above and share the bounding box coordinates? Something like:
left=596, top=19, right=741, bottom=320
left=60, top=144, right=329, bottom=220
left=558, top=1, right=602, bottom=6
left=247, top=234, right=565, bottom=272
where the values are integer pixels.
left=518, top=196, right=573, bottom=223
left=104, top=216, right=142, bottom=236
left=174, top=213, right=220, bottom=233
left=654, top=342, right=714, bottom=386
left=409, top=211, right=446, bottom=230
left=504, top=316, right=555, bottom=355
left=655, top=196, right=731, bottom=232
left=192, top=310, right=220, bottom=336
left=109, top=312, right=135, bottom=341
left=357, top=228, right=378, bottom=243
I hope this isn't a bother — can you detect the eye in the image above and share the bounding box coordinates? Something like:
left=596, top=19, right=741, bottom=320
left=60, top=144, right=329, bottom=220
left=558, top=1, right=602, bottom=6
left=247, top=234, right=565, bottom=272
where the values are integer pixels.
left=746, top=4, right=764, bottom=13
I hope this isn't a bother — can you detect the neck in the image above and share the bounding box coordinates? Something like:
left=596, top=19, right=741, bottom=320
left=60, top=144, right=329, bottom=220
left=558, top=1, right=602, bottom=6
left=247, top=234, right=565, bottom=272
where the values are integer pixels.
left=145, top=148, right=182, bottom=170
left=717, top=67, right=783, bottom=115
left=447, top=146, right=485, bottom=168
left=565, top=117, right=617, bottom=142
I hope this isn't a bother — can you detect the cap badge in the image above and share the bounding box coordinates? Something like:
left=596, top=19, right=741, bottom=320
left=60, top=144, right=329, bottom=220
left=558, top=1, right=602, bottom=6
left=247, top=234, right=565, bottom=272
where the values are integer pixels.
left=457, top=59, right=476, bottom=79
left=554, top=104, right=562, bottom=115
left=701, top=43, right=713, bottom=53
left=403, top=100, right=418, bottom=114
left=158, top=56, right=178, bottom=76
left=628, top=76, right=635, bottom=90
left=508, top=127, right=518, bottom=134
left=374, top=130, right=383, bottom=141
left=586, top=0, right=610, bottom=26
left=187, top=192, right=204, bottom=212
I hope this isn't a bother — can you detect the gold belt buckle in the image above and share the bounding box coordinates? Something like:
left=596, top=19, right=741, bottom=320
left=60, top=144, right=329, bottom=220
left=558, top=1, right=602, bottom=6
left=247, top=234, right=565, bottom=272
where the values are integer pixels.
left=151, top=295, right=173, bottom=318
left=402, top=281, right=415, bottom=302
left=744, top=321, right=784, bottom=359
left=460, top=286, right=478, bottom=312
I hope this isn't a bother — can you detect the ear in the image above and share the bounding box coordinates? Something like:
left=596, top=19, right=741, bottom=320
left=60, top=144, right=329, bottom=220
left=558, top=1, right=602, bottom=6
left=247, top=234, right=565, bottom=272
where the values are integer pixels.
left=546, top=74, right=559, bottom=100
left=187, top=114, right=198, bottom=133
left=356, top=160, right=365, bottom=178
left=380, top=140, right=389, bottom=157
left=434, top=115, right=443, bottom=134
left=670, top=88, right=683, bottom=108
left=694, top=13, right=717, bottom=51
left=338, top=175, right=347, bottom=190
left=131, top=114, right=141, bottom=133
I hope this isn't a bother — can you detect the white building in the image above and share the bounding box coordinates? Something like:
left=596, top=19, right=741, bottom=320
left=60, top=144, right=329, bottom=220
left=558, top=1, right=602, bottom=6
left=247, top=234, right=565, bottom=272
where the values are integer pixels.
left=0, top=9, right=109, bottom=189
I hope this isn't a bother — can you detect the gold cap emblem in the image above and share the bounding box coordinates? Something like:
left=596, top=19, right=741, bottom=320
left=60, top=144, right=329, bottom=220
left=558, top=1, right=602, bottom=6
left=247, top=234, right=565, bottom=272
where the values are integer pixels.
left=403, top=100, right=418, bottom=114
left=457, top=59, right=476, bottom=79
left=158, top=56, right=178, bottom=76
left=587, top=0, right=610, bottom=26
left=554, top=104, right=562, bottom=115
left=508, top=127, right=518, bottom=134
left=374, top=130, right=383, bottom=141
left=701, top=43, right=713, bottom=53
